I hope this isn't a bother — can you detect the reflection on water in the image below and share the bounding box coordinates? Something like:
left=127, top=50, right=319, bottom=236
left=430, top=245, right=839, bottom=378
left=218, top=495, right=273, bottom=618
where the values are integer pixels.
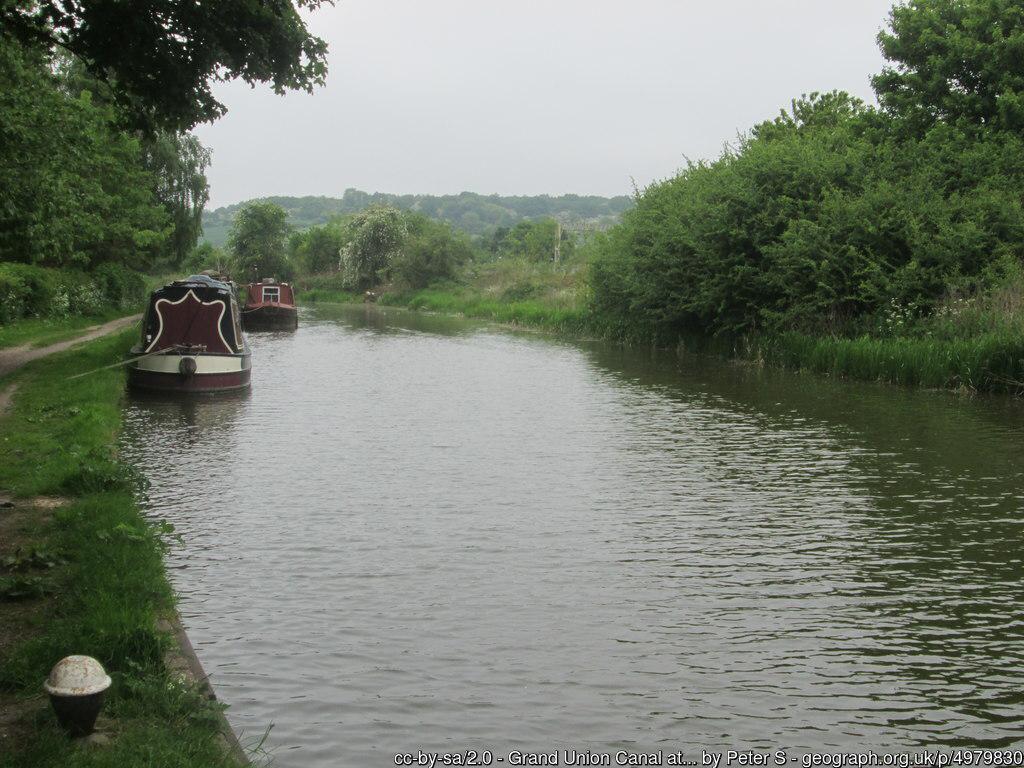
left=120, top=305, right=1024, bottom=764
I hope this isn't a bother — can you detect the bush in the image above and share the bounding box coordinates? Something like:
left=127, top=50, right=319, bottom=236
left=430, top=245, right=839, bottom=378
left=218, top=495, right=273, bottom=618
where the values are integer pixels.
left=0, top=262, right=143, bottom=324
left=589, top=92, right=1024, bottom=342
left=289, top=221, right=350, bottom=274
left=392, top=217, right=473, bottom=290
left=93, top=263, right=146, bottom=310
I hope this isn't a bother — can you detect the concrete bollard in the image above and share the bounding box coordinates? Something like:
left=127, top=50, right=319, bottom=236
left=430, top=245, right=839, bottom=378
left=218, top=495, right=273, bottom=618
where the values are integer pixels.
left=44, top=655, right=112, bottom=737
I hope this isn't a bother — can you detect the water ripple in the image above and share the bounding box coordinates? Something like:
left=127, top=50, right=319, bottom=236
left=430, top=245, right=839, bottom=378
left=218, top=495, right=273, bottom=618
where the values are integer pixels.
left=119, top=305, right=1024, bottom=764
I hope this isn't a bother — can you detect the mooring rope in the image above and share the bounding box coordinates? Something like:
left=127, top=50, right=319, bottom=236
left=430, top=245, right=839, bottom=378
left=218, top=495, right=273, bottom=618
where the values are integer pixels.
left=67, top=345, right=182, bottom=380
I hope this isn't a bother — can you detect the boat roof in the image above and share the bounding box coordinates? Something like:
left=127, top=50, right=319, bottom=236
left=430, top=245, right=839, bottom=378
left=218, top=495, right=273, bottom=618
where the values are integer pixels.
left=166, top=274, right=233, bottom=292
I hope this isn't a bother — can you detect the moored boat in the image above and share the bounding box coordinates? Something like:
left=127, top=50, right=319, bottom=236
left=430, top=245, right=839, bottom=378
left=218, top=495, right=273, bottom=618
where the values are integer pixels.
left=127, top=275, right=251, bottom=393
left=242, top=278, right=298, bottom=331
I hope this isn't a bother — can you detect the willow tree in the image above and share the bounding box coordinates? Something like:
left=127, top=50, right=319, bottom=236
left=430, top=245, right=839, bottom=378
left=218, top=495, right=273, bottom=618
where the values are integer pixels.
left=142, top=132, right=212, bottom=266
left=341, top=206, right=408, bottom=289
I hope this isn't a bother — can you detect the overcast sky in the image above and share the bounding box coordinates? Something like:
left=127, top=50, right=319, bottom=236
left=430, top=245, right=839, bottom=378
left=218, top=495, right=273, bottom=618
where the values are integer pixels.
left=195, top=0, right=897, bottom=209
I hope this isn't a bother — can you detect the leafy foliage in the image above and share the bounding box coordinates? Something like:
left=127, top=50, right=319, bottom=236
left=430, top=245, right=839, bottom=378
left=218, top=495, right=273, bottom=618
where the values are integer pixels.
left=0, top=0, right=331, bottom=130
left=0, top=263, right=144, bottom=324
left=0, top=35, right=212, bottom=319
left=341, top=206, right=408, bottom=289
left=227, top=200, right=293, bottom=282
left=590, top=0, right=1024, bottom=346
left=299, top=207, right=475, bottom=291
left=289, top=219, right=351, bottom=274
left=181, top=242, right=231, bottom=275
left=482, top=219, right=576, bottom=262
left=202, top=190, right=633, bottom=245
left=141, top=132, right=211, bottom=267
left=0, top=41, right=169, bottom=269
left=873, top=0, right=1024, bottom=134
left=393, top=214, right=474, bottom=289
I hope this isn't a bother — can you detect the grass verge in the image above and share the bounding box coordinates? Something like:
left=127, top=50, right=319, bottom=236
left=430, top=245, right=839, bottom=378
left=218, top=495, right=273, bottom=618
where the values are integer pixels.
left=0, top=329, right=243, bottom=767
left=299, top=288, right=361, bottom=305
left=380, top=287, right=591, bottom=334
left=298, top=259, right=593, bottom=334
left=758, top=331, right=1024, bottom=394
left=0, top=311, right=125, bottom=351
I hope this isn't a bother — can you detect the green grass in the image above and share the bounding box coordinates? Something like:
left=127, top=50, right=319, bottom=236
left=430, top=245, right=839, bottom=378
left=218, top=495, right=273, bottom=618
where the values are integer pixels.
left=299, top=288, right=361, bottom=305
left=376, top=258, right=592, bottom=333
left=383, top=287, right=591, bottom=333
left=0, top=311, right=125, bottom=351
left=0, top=329, right=243, bottom=767
left=760, top=331, right=1024, bottom=394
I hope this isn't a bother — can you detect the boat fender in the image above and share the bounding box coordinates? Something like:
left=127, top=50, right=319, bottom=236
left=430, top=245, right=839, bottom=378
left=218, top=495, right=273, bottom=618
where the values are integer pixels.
left=179, top=357, right=198, bottom=377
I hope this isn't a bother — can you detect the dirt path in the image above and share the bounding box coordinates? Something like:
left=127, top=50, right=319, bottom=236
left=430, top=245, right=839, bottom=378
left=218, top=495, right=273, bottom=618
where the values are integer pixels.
left=0, top=314, right=140, bottom=380
left=0, top=314, right=141, bottom=415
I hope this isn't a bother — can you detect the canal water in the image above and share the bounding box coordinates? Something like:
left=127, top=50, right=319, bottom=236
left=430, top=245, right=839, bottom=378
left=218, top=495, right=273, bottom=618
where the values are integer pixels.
left=120, top=304, right=1024, bottom=765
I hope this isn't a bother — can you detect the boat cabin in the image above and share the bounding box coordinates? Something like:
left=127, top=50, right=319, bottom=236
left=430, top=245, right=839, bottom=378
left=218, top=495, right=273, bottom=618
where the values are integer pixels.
left=242, top=278, right=298, bottom=331
left=141, top=274, right=245, bottom=354
left=248, top=279, right=295, bottom=307
left=127, top=274, right=252, bottom=393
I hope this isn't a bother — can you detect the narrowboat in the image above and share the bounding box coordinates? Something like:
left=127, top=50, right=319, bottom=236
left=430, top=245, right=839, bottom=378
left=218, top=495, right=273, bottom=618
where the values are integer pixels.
left=242, top=278, right=298, bottom=331
left=126, top=275, right=251, bottom=393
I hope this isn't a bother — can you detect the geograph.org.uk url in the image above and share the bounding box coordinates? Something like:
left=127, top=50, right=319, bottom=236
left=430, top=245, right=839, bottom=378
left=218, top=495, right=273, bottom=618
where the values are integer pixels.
left=795, top=751, right=1024, bottom=768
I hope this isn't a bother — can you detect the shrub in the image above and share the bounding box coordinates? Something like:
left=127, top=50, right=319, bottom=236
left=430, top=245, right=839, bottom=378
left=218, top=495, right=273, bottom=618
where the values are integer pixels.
left=392, top=217, right=473, bottom=290
left=0, top=262, right=144, bottom=324
left=94, top=263, right=147, bottom=310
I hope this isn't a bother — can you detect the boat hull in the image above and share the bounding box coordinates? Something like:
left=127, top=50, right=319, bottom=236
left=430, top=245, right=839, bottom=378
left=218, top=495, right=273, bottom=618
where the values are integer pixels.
left=242, top=304, right=298, bottom=331
left=127, top=351, right=252, bottom=393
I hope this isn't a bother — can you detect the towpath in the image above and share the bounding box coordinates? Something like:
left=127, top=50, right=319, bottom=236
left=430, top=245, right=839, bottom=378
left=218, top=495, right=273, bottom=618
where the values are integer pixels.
left=0, top=314, right=141, bottom=414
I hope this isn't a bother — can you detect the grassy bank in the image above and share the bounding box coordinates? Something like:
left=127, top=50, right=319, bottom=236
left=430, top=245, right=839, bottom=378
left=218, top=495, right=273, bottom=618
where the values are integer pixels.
left=383, top=287, right=590, bottom=333
left=0, top=330, right=241, bottom=767
left=757, top=332, right=1024, bottom=394
left=753, top=279, right=1024, bottom=394
left=299, top=259, right=593, bottom=333
left=0, top=312, right=128, bottom=351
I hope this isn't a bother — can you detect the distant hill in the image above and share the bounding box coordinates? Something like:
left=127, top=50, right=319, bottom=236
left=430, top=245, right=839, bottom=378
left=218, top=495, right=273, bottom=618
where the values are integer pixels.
left=201, top=189, right=634, bottom=246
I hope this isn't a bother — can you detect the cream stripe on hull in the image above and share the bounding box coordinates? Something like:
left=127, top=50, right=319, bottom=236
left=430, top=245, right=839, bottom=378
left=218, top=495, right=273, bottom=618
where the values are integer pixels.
left=133, top=355, right=249, bottom=374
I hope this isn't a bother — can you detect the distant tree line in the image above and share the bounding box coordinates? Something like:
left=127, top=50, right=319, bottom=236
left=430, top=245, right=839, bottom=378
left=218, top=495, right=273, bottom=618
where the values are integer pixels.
left=589, top=0, right=1024, bottom=342
left=201, top=190, right=633, bottom=246
left=193, top=199, right=579, bottom=292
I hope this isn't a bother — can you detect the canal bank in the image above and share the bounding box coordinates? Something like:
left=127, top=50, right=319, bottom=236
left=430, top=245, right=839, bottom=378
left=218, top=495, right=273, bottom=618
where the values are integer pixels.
left=299, top=280, right=1024, bottom=396
left=0, top=327, right=248, bottom=767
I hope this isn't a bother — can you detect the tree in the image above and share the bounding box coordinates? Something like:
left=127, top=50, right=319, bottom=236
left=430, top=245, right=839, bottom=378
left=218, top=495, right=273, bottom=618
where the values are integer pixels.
left=228, top=202, right=292, bottom=281
left=392, top=215, right=473, bottom=289
left=182, top=242, right=230, bottom=275
left=873, top=0, right=1024, bottom=133
left=289, top=221, right=349, bottom=274
left=0, top=39, right=169, bottom=268
left=141, top=132, right=211, bottom=267
left=0, top=0, right=331, bottom=130
left=51, top=52, right=211, bottom=268
left=341, top=206, right=407, bottom=288
left=485, top=218, right=574, bottom=262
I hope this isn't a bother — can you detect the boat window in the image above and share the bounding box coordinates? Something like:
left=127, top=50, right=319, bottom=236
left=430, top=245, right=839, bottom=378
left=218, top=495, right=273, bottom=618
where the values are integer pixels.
left=263, top=286, right=280, bottom=302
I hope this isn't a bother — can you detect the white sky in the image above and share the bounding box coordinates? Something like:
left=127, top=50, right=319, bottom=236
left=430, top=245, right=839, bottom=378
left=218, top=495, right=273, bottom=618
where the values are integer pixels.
left=195, top=0, right=897, bottom=209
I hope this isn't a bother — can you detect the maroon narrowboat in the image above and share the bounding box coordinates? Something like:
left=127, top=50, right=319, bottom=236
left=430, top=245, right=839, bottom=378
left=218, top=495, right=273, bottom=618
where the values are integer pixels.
left=242, top=279, right=298, bottom=331
left=126, top=275, right=251, bottom=393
